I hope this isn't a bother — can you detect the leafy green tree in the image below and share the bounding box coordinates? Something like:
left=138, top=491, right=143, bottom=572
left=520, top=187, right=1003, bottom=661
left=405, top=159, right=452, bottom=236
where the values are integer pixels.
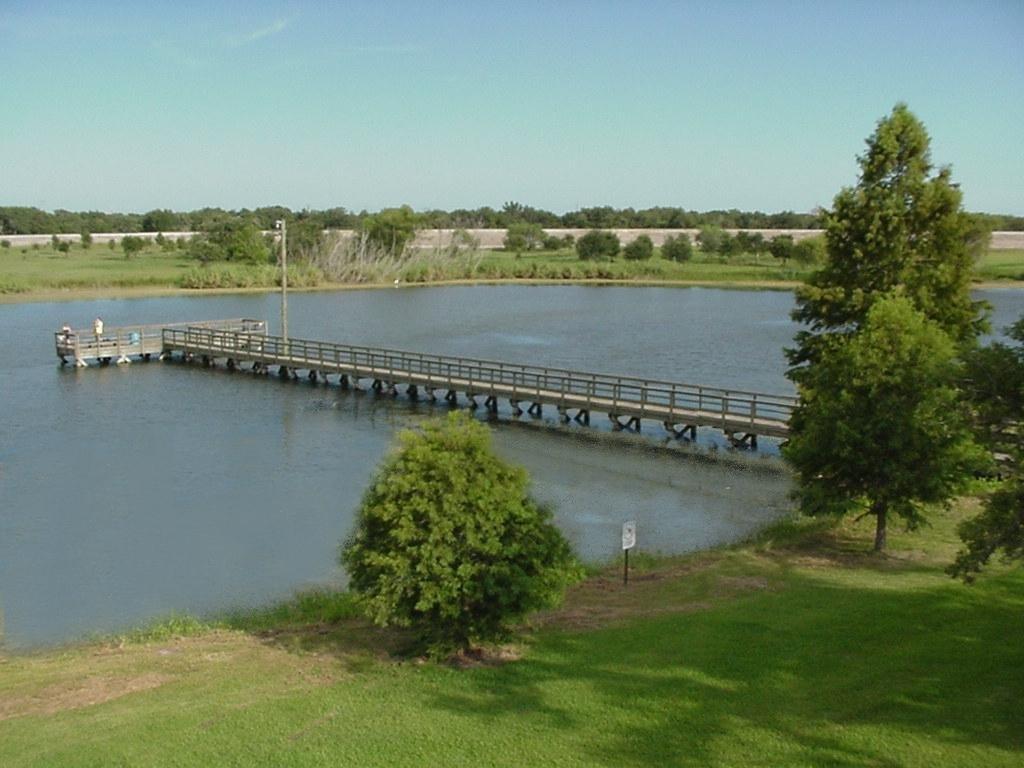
left=792, top=236, right=826, bottom=266
left=623, top=234, right=654, bottom=260
left=187, top=237, right=225, bottom=264
left=341, top=413, right=580, bottom=655
left=80, top=230, right=92, bottom=249
left=57, top=241, right=71, bottom=255
left=791, top=103, right=987, bottom=365
left=575, top=230, right=620, bottom=261
left=503, top=222, right=545, bottom=253
left=286, top=217, right=326, bottom=260
left=121, top=236, right=146, bottom=259
left=768, top=235, right=795, bottom=263
left=51, top=234, right=60, bottom=249
left=661, top=233, right=693, bottom=262
left=541, top=234, right=563, bottom=251
left=949, top=315, right=1024, bottom=581
left=696, top=225, right=724, bottom=253
left=362, top=205, right=419, bottom=255
left=142, top=209, right=180, bottom=232
left=784, top=293, right=983, bottom=551
left=202, top=219, right=270, bottom=264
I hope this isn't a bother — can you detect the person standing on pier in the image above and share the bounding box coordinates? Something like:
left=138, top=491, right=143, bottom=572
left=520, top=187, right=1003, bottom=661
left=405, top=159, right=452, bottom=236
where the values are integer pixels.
left=93, top=317, right=104, bottom=338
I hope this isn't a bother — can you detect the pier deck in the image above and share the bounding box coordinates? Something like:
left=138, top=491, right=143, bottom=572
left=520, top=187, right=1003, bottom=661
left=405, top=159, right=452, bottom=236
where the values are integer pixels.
left=161, top=326, right=795, bottom=444
left=55, top=319, right=266, bottom=366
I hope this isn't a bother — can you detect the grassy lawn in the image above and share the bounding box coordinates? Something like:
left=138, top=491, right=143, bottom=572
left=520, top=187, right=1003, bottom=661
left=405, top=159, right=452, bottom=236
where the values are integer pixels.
left=2, top=243, right=1023, bottom=298
left=975, top=249, right=1024, bottom=281
left=0, top=244, right=193, bottom=293
left=2, top=502, right=1021, bottom=767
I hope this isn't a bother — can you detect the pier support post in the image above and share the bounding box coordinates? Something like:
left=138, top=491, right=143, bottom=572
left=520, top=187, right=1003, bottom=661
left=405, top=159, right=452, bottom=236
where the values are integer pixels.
left=509, top=399, right=523, bottom=416
left=466, top=393, right=478, bottom=409
left=484, top=396, right=498, bottom=413
left=308, top=370, right=318, bottom=383
left=445, top=390, right=458, bottom=404
left=339, top=374, right=350, bottom=389
left=226, top=358, right=237, bottom=371
left=727, top=432, right=758, bottom=449
left=279, top=365, right=290, bottom=379
left=665, top=423, right=697, bottom=440
left=407, top=384, right=419, bottom=400
left=371, top=379, right=383, bottom=392
left=528, top=402, right=542, bottom=417
left=574, top=409, right=590, bottom=426
left=557, top=405, right=570, bottom=423
left=425, top=386, right=436, bottom=402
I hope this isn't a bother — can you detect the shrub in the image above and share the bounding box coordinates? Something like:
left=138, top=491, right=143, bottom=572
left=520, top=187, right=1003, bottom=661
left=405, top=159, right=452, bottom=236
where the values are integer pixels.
left=661, top=233, right=693, bottom=262
left=576, top=230, right=620, bottom=261
left=57, top=241, right=72, bottom=255
left=121, top=235, right=146, bottom=259
left=541, top=234, right=563, bottom=251
left=503, top=222, right=545, bottom=253
left=768, top=235, right=795, bottom=263
left=792, top=236, right=826, bottom=266
left=80, top=230, right=93, bottom=249
left=622, top=234, right=654, bottom=261
left=341, top=413, right=580, bottom=655
left=0, top=239, right=10, bottom=249
left=696, top=225, right=724, bottom=253
left=362, top=205, right=419, bottom=255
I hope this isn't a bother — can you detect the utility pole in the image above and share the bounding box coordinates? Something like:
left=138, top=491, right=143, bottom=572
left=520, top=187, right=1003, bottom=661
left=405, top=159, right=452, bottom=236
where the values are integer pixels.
left=276, top=219, right=288, bottom=344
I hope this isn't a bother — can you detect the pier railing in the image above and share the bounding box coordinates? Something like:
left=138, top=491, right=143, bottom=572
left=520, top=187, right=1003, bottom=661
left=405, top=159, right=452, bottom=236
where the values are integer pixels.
left=56, top=319, right=266, bottom=365
left=163, top=326, right=796, bottom=437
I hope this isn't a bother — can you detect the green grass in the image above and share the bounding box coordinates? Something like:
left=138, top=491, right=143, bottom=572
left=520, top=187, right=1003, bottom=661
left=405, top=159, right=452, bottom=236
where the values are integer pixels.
left=2, top=243, right=1022, bottom=298
left=975, top=249, right=1024, bottom=281
left=0, top=243, right=193, bottom=293
left=2, top=503, right=1021, bottom=767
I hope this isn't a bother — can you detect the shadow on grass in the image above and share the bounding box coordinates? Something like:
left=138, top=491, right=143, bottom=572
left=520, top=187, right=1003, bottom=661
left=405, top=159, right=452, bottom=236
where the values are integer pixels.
left=219, top=589, right=418, bottom=665
left=420, top=569, right=1024, bottom=767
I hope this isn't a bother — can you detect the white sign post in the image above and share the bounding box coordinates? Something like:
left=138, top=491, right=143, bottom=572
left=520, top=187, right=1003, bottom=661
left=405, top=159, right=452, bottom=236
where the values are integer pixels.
left=622, top=521, right=636, bottom=585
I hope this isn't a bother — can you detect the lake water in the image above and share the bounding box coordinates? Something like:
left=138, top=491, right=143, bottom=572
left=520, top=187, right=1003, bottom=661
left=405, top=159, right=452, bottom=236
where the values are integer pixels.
left=1, top=285, right=1021, bottom=649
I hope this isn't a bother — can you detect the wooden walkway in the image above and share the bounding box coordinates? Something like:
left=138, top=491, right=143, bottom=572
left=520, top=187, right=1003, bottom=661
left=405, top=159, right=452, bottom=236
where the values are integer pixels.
left=55, top=319, right=266, bottom=366
left=160, top=326, right=795, bottom=445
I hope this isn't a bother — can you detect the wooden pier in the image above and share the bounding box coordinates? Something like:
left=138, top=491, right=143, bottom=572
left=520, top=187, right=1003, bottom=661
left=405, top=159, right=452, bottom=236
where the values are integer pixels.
left=158, top=325, right=795, bottom=446
left=56, top=320, right=795, bottom=445
left=55, top=319, right=266, bottom=367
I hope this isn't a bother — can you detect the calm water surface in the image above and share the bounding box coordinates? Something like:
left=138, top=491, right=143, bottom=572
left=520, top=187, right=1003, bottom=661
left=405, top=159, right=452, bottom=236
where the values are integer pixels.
left=1, top=285, right=1020, bottom=648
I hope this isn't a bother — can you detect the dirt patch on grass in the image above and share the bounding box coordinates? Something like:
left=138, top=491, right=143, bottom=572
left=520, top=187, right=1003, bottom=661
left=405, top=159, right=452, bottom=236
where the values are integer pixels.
left=536, top=555, right=777, bottom=631
left=0, top=672, right=173, bottom=721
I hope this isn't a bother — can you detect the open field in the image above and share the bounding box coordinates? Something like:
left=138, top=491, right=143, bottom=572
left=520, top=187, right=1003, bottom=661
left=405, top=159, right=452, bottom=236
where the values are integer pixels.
left=2, top=243, right=1022, bottom=301
left=2, top=501, right=1021, bottom=767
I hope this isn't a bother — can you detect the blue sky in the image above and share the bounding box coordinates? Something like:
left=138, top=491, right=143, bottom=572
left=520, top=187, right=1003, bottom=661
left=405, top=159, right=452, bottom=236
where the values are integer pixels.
left=2, top=1, right=1022, bottom=214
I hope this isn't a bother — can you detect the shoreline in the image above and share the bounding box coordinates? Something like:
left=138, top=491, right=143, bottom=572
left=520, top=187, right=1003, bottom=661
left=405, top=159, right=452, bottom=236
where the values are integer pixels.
left=3, top=276, right=1023, bottom=305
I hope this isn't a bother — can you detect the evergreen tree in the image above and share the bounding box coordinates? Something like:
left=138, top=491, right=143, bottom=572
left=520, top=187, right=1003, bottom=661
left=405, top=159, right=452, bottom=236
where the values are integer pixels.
left=784, top=294, right=983, bottom=551
left=342, top=413, right=580, bottom=655
left=790, top=104, right=987, bottom=371
left=785, top=105, right=988, bottom=551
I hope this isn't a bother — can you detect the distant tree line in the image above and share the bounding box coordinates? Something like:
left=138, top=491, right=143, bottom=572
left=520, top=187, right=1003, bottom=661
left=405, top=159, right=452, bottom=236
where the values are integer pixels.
left=3, top=203, right=1020, bottom=238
